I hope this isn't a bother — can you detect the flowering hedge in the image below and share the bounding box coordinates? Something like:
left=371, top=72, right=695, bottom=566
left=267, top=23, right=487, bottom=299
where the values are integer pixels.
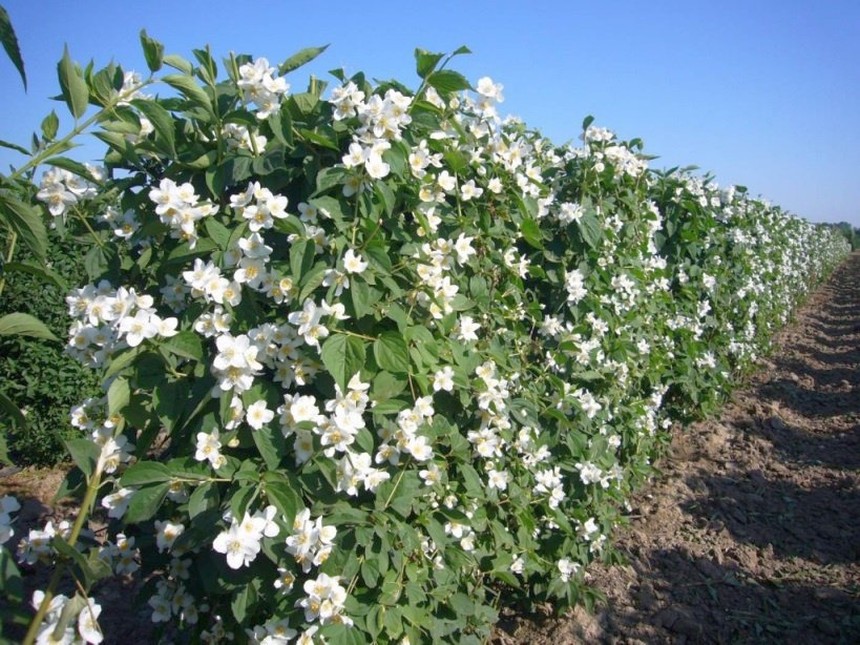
left=2, top=35, right=849, bottom=644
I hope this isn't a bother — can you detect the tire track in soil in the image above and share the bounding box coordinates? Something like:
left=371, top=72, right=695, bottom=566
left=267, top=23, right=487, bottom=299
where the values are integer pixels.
left=497, top=252, right=860, bottom=645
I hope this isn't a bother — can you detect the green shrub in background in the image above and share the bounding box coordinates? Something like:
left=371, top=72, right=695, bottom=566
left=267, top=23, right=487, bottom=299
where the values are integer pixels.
left=0, top=225, right=102, bottom=465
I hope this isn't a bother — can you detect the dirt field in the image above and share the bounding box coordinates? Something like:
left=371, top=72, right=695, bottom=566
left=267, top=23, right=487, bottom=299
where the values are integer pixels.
left=4, top=253, right=859, bottom=644
left=498, top=253, right=860, bottom=643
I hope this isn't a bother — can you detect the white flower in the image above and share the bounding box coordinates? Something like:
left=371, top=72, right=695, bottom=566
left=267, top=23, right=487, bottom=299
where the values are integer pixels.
left=511, top=555, right=525, bottom=575
left=432, top=366, right=455, bottom=392
left=487, top=467, right=509, bottom=491
left=476, top=76, right=504, bottom=101
left=78, top=599, right=104, bottom=644
left=459, top=179, right=483, bottom=201
left=118, top=310, right=158, bottom=347
left=213, top=515, right=262, bottom=569
left=155, top=520, right=185, bottom=553
left=246, top=400, right=275, bottom=430
left=419, top=463, right=442, bottom=486
left=453, top=233, right=476, bottom=264
left=557, top=557, right=580, bottom=582
left=364, top=151, right=390, bottom=179
left=297, top=573, right=350, bottom=625
left=275, top=568, right=296, bottom=594
left=342, top=248, right=368, bottom=274
left=455, top=315, right=480, bottom=342
left=101, top=487, right=135, bottom=519
left=195, top=431, right=225, bottom=468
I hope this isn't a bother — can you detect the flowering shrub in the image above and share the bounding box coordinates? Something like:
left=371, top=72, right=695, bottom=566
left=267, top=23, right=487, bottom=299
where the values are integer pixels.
left=7, top=34, right=849, bottom=644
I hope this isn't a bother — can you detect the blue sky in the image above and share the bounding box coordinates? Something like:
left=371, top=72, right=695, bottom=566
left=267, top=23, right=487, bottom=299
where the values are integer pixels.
left=2, top=0, right=858, bottom=227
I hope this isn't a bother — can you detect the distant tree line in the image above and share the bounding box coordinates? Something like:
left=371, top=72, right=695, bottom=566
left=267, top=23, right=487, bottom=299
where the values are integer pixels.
left=822, top=222, right=860, bottom=250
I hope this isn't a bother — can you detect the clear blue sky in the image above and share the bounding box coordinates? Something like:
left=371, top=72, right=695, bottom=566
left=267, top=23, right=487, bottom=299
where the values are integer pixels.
left=2, top=0, right=858, bottom=227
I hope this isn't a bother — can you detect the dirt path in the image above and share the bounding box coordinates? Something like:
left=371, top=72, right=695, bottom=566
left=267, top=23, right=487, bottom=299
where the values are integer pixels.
left=500, top=253, right=860, bottom=643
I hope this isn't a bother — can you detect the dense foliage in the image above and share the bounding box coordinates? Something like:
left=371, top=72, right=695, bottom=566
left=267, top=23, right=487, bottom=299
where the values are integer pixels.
left=1, top=32, right=850, bottom=645
left=0, top=225, right=103, bottom=465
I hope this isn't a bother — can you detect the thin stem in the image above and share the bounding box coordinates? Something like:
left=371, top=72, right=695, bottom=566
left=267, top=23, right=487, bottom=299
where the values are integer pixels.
left=0, top=230, right=18, bottom=297
left=382, top=466, right=408, bottom=511
left=23, top=464, right=104, bottom=645
left=345, top=555, right=365, bottom=596
left=74, top=206, right=105, bottom=249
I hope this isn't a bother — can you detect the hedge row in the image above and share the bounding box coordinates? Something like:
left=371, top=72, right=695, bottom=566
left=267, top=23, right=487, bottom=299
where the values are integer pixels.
left=5, top=40, right=849, bottom=644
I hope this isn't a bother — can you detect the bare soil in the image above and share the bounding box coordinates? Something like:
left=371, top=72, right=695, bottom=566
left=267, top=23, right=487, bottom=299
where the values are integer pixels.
left=496, top=253, right=860, bottom=644
left=4, top=253, right=859, bottom=644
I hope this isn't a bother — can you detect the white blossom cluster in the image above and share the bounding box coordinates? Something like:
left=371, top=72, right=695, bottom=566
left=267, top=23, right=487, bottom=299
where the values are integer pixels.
left=36, top=165, right=103, bottom=219
left=66, top=281, right=178, bottom=367
left=237, top=57, right=290, bottom=119
left=30, top=590, right=104, bottom=644
left=149, top=178, right=219, bottom=249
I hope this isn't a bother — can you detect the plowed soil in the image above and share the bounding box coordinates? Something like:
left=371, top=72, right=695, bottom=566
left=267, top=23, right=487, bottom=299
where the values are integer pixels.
left=497, top=253, right=860, bottom=644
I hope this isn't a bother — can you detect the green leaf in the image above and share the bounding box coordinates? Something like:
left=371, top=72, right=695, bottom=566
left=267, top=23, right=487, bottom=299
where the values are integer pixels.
left=107, top=376, right=130, bottom=416
left=124, top=482, right=170, bottom=523
left=320, top=333, right=366, bottom=392
left=120, top=461, right=173, bottom=486
left=131, top=98, right=176, bottom=156
left=161, top=330, right=204, bottom=362
left=0, top=193, right=47, bottom=263
left=520, top=216, right=544, bottom=250
left=188, top=481, right=219, bottom=519
left=291, top=92, right=319, bottom=115
left=299, top=128, right=340, bottom=151
left=0, top=548, right=23, bottom=605
left=252, top=426, right=286, bottom=470
left=379, top=569, right=402, bottom=606
left=231, top=581, right=257, bottom=624
left=0, top=390, right=25, bottom=428
left=290, top=238, right=315, bottom=282
left=270, top=103, right=294, bottom=146
left=578, top=212, right=602, bottom=249
left=57, top=45, right=88, bottom=119
left=415, top=49, right=444, bottom=79
left=374, top=180, right=396, bottom=216
left=262, top=472, right=301, bottom=524
left=308, top=195, right=346, bottom=224
left=347, top=279, right=377, bottom=319
left=192, top=47, right=218, bottom=83
left=373, top=332, right=410, bottom=374
left=427, top=70, right=471, bottom=95
left=103, top=346, right=144, bottom=379
left=0, top=138, right=28, bottom=154
left=361, top=557, right=381, bottom=588
left=0, top=312, right=57, bottom=340
left=0, top=5, right=26, bottom=89
left=229, top=483, right=257, bottom=519
left=64, top=438, right=99, bottom=479
left=162, top=74, right=214, bottom=117
left=84, top=244, right=117, bottom=281
left=41, top=111, right=59, bottom=140
left=314, top=167, right=349, bottom=196
left=2, top=259, right=67, bottom=289
left=163, top=53, right=193, bottom=74
left=370, top=398, right=409, bottom=415
left=204, top=216, right=231, bottom=250
left=139, top=29, right=164, bottom=72
left=43, top=155, right=93, bottom=180
left=89, top=63, right=123, bottom=106
left=278, top=45, right=329, bottom=75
